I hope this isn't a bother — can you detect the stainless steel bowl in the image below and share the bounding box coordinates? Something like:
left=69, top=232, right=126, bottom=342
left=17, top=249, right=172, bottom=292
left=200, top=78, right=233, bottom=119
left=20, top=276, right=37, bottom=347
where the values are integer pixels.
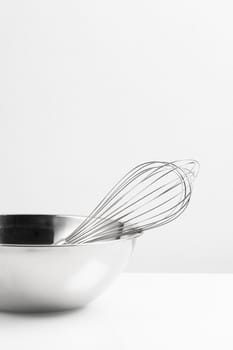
left=0, top=215, right=139, bottom=312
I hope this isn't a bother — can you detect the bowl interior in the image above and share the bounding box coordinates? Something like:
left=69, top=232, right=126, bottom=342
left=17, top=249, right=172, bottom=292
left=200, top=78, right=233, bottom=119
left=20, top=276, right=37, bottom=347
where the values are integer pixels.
left=0, top=214, right=123, bottom=245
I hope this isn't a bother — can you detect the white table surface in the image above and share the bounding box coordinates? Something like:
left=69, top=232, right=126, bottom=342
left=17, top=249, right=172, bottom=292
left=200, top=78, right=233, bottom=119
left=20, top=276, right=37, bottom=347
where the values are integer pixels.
left=1, top=273, right=233, bottom=350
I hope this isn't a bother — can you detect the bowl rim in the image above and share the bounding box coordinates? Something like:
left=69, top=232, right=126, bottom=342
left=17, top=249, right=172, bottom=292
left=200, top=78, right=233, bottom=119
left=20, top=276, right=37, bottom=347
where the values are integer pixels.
left=0, top=214, right=142, bottom=247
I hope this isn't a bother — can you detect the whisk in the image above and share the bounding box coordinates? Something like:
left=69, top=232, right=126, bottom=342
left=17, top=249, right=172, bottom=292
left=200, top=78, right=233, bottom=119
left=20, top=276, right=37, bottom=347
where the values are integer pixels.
left=59, top=159, right=199, bottom=245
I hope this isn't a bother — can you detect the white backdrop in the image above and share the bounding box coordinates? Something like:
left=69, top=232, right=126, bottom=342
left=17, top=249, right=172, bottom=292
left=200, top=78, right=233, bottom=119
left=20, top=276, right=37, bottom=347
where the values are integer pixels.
left=0, top=0, right=232, bottom=272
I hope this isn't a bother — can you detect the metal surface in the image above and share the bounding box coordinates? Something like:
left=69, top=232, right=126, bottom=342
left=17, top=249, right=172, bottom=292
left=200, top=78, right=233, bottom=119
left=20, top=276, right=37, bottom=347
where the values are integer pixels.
left=0, top=215, right=138, bottom=312
left=62, top=159, right=199, bottom=244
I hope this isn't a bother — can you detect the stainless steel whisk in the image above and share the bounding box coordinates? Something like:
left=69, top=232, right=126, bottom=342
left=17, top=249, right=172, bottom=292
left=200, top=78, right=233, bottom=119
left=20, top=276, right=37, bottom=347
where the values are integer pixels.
left=59, top=159, right=199, bottom=245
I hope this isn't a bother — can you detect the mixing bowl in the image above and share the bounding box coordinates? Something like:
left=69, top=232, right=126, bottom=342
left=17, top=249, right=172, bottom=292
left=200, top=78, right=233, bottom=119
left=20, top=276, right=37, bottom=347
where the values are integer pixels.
left=0, top=215, right=140, bottom=312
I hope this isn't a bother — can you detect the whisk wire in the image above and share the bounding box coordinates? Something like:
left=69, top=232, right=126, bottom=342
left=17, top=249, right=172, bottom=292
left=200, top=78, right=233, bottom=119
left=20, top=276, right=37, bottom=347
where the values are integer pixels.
left=63, top=159, right=198, bottom=245
left=68, top=163, right=186, bottom=242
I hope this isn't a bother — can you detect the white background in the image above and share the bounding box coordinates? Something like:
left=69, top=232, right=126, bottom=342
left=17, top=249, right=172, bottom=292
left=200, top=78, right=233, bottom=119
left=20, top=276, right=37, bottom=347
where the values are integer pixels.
left=0, top=0, right=232, bottom=272
left=1, top=274, right=233, bottom=350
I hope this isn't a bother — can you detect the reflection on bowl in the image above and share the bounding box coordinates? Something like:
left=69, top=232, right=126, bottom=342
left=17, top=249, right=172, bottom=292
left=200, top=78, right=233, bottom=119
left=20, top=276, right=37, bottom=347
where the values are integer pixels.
left=0, top=215, right=139, bottom=312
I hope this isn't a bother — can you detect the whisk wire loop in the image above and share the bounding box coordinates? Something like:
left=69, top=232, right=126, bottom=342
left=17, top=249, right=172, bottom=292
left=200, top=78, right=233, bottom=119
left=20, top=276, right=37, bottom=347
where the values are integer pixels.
left=62, top=159, right=199, bottom=245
